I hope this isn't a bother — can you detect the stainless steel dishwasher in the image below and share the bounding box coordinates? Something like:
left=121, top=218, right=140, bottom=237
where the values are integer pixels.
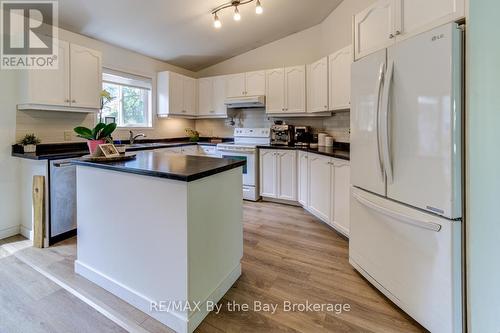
left=50, top=158, right=77, bottom=244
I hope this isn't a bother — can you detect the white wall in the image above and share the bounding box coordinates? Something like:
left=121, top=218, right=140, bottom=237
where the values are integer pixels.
left=197, top=0, right=376, bottom=77
left=466, top=0, right=500, bottom=331
left=16, top=26, right=197, bottom=144
left=0, top=70, right=21, bottom=238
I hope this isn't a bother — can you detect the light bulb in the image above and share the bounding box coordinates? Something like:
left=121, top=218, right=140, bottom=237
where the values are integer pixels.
left=213, top=13, right=221, bottom=28
left=255, top=0, right=263, bottom=14
left=233, top=6, right=241, bottom=21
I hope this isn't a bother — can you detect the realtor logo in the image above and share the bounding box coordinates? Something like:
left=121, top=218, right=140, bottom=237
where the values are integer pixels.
left=1, top=1, right=58, bottom=69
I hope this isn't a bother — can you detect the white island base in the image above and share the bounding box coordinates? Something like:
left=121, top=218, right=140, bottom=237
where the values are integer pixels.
left=75, top=165, right=243, bottom=333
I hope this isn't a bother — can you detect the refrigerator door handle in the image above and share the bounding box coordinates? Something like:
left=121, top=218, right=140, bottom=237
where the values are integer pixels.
left=381, top=61, right=394, bottom=183
left=353, top=192, right=442, bottom=232
left=376, top=62, right=386, bottom=181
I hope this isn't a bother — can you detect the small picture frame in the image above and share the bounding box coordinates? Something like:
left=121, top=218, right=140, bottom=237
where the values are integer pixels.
left=105, top=117, right=116, bottom=125
left=98, top=144, right=120, bottom=158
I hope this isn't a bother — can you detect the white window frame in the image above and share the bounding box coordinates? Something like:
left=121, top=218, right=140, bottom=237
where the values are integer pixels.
left=102, top=68, right=153, bottom=128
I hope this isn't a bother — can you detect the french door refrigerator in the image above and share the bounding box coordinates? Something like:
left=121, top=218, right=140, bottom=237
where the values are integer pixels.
left=349, top=23, right=463, bottom=333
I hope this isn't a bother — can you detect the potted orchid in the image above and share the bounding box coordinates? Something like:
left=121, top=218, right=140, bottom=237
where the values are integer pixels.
left=74, top=123, right=117, bottom=155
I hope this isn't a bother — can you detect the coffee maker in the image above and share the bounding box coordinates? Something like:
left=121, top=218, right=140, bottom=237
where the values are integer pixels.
left=271, top=123, right=295, bottom=146
left=294, top=126, right=312, bottom=146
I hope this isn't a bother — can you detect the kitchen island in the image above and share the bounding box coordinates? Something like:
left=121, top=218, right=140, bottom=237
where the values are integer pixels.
left=72, top=151, right=245, bottom=333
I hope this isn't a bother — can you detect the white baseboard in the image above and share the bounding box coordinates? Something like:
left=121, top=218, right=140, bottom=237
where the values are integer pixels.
left=20, top=226, right=33, bottom=240
left=75, top=260, right=241, bottom=333
left=0, top=225, right=20, bottom=240
left=187, top=264, right=241, bottom=332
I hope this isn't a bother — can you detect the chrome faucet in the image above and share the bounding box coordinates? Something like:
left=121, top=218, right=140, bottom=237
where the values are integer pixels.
left=129, top=130, right=146, bottom=144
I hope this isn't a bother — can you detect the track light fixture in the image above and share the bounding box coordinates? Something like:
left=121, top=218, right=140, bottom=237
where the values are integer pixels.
left=211, top=0, right=264, bottom=29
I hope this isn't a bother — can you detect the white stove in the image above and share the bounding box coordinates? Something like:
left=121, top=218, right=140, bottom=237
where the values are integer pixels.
left=217, top=128, right=270, bottom=201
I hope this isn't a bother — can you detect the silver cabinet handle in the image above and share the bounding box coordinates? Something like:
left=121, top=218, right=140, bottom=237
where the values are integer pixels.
left=395, top=30, right=401, bottom=35
left=65, top=99, right=70, bottom=103
left=53, top=162, right=74, bottom=168
left=389, top=33, right=395, bottom=39
left=71, top=99, right=76, bottom=103
left=210, top=110, right=215, bottom=113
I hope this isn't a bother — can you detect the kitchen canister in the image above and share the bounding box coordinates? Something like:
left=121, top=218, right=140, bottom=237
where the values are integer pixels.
left=325, top=136, right=334, bottom=147
left=318, top=133, right=328, bottom=146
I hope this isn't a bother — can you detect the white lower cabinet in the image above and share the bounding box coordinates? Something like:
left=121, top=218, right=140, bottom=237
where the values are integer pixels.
left=300, top=152, right=351, bottom=237
left=297, top=151, right=309, bottom=206
left=259, top=149, right=297, bottom=201
left=308, top=154, right=332, bottom=222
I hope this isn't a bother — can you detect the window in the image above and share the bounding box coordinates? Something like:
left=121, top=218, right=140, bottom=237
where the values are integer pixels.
left=102, top=69, right=153, bottom=128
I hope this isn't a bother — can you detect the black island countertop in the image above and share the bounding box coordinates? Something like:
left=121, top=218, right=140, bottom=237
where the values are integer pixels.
left=72, top=150, right=246, bottom=182
left=11, top=137, right=232, bottom=161
left=257, top=143, right=350, bottom=161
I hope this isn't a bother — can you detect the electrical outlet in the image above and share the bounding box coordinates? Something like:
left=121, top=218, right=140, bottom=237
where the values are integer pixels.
left=64, top=131, right=72, bottom=141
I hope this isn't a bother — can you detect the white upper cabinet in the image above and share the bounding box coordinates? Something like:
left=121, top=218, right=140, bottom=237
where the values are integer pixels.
left=197, top=77, right=214, bottom=116
left=328, top=45, right=352, bottom=111
left=245, top=70, right=266, bottom=96
left=265, top=66, right=306, bottom=114
left=354, top=0, right=396, bottom=60
left=157, top=71, right=197, bottom=117
left=18, top=41, right=101, bottom=112
left=284, top=65, right=306, bottom=113
left=308, top=57, right=329, bottom=113
left=197, top=76, right=227, bottom=118
left=396, top=0, right=465, bottom=42
left=183, top=76, right=196, bottom=116
left=265, top=68, right=285, bottom=114
left=354, top=0, right=465, bottom=60
left=213, top=75, right=227, bottom=116
left=70, top=44, right=102, bottom=109
left=225, top=73, right=246, bottom=98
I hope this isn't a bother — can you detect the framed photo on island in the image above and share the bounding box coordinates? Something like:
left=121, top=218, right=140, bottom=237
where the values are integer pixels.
left=98, top=144, right=120, bottom=158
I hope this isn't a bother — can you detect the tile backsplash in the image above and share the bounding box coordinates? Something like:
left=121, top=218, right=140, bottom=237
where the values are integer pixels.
left=195, top=108, right=350, bottom=142
left=16, top=108, right=350, bottom=144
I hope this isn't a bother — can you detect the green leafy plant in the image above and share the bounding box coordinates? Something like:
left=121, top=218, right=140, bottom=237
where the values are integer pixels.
left=185, top=128, right=200, bottom=142
left=74, top=123, right=117, bottom=141
left=20, top=133, right=41, bottom=146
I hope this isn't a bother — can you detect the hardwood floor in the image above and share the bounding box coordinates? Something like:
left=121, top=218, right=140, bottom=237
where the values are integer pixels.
left=0, top=201, right=426, bottom=333
left=196, top=201, right=426, bottom=333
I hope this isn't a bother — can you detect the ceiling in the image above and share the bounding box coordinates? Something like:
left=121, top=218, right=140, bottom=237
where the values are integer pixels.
left=57, top=0, right=343, bottom=72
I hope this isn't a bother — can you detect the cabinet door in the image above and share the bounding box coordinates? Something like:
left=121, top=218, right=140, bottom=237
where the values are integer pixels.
left=396, top=0, right=465, bottom=42
left=183, top=76, right=196, bottom=116
left=265, top=68, right=285, bottom=114
left=213, top=75, right=227, bottom=116
left=245, top=70, right=265, bottom=96
left=354, top=0, right=396, bottom=60
left=225, top=73, right=246, bottom=98
left=27, top=40, right=70, bottom=106
left=198, top=77, right=213, bottom=116
left=169, top=72, right=184, bottom=115
left=329, top=46, right=352, bottom=111
left=332, top=159, right=351, bottom=236
left=308, top=57, right=329, bottom=113
left=308, top=154, right=332, bottom=222
left=284, top=65, right=306, bottom=113
left=276, top=150, right=297, bottom=201
left=70, top=44, right=102, bottom=108
left=259, top=150, right=277, bottom=198
left=297, top=151, right=309, bottom=206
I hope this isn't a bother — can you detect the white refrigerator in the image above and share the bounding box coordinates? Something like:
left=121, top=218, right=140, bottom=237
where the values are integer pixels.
left=349, top=23, right=463, bottom=333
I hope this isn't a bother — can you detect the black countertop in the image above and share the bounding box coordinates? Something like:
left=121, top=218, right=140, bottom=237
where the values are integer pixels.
left=12, top=137, right=232, bottom=161
left=257, top=144, right=350, bottom=160
left=72, top=150, right=246, bottom=182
